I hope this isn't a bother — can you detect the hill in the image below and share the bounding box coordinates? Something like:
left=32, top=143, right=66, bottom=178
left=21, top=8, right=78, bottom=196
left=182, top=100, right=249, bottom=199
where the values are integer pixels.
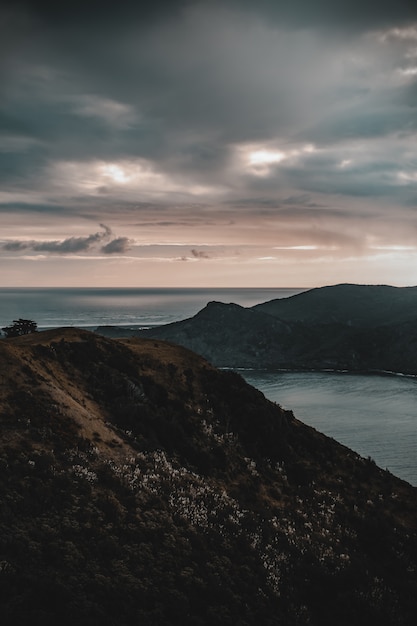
left=1, top=328, right=417, bottom=625
left=252, top=283, right=417, bottom=327
left=134, top=299, right=417, bottom=373
left=129, top=285, right=417, bottom=373
left=135, top=301, right=296, bottom=368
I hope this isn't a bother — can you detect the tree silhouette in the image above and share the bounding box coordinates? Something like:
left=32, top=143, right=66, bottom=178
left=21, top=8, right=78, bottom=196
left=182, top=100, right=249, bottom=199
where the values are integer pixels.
left=2, top=319, right=38, bottom=337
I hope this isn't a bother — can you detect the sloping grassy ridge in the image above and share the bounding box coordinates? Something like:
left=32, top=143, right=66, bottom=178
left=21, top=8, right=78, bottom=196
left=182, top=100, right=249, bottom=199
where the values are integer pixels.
left=0, top=329, right=416, bottom=625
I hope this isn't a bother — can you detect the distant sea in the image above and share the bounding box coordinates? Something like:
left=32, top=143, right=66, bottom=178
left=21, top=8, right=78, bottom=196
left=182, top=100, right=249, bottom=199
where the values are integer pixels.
left=0, top=287, right=305, bottom=330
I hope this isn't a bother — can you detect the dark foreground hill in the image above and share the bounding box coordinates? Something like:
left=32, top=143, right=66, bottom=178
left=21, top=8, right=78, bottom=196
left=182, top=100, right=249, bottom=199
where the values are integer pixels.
left=131, top=285, right=417, bottom=372
left=1, top=329, right=417, bottom=625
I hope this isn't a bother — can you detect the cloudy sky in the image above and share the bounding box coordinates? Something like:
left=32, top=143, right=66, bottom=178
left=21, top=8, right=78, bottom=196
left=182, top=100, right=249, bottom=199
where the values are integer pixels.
left=1, top=0, right=417, bottom=287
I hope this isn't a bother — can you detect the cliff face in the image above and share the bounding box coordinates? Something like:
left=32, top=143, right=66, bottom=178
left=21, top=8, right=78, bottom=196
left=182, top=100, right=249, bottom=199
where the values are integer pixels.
left=134, top=286, right=417, bottom=373
left=1, top=329, right=417, bottom=625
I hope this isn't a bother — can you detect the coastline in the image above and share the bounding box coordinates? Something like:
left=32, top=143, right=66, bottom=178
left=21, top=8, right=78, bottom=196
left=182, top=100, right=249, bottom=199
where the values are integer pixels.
left=229, top=366, right=417, bottom=379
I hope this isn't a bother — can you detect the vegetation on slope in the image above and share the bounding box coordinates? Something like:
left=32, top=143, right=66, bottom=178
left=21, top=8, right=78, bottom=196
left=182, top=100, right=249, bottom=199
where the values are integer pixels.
left=134, top=286, right=417, bottom=373
left=0, top=329, right=416, bottom=625
left=253, top=283, right=417, bottom=327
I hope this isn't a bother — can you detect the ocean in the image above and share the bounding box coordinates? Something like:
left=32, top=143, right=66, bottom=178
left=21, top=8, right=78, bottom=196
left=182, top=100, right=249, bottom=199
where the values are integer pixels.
left=1, top=286, right=415, bottom=486
left=0, top=287, right=304, bottom=330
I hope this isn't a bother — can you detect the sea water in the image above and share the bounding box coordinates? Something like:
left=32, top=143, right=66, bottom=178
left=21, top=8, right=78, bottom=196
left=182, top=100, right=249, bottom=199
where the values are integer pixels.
left=0, top=287, right=304, bottom=330
left=242, top=370, right=417, bottom=487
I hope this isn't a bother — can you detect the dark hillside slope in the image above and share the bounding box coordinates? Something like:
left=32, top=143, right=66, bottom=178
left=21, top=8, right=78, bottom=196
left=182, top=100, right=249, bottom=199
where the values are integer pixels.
left=1, top=329, right=417, bottom=625
left=138, top=301, right=296, bottom=367
left=137, top=300, right=417, bottom=372
left=253, top=284, right=417, bottom=327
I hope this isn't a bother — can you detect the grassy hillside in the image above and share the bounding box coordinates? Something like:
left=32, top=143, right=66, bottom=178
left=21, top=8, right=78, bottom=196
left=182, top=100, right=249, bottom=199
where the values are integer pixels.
left=136, top=301, right=296, bottom=367
left=136, top=299, right=417, bottom=373
left=1, top=329, right=416, bottom=625
left=253, top=284, right=417, bottom=327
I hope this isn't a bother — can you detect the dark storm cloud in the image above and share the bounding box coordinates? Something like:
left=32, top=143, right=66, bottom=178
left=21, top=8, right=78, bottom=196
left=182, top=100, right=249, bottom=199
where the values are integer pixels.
left=33, top=226, right=111, bottom=253
left=0, top=203, right=80, bottom=218
left=275, top=150, right=414, bottom=199
left=101, top=237, right=132, bottom=254
left=0, top=92, right=142, bottom=171
left=281, top=195, right=325, bottom=208
left=6, top=0, right=192, bottom=26
left=1, top=0, right=417, bottom=218
left=232, top=1, right=417, bottom=32
left=3, top=241, right=28, bottom=252
left=191, top=249, right=211, bottom=259
left=178, top=248, right=213, bottom=262
left=1, top=224, right=123, bottom=254
left=6, top=1, right=417, bottom=30
left=303, top=99, right=417, bottom=145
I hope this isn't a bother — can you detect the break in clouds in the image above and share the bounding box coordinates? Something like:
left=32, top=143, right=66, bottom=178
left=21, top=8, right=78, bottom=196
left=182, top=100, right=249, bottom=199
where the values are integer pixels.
left=1, top=1, right=417, bottom=285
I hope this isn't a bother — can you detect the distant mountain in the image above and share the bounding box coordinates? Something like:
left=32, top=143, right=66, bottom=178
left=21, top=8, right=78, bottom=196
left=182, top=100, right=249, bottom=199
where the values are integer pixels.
left=252, top=283, right=417, bottom=327
left=1, top=329, right=416, bottom=625
left=131, top=285, right=417, bottom=373
left=136, top=301, right=296, bottom=368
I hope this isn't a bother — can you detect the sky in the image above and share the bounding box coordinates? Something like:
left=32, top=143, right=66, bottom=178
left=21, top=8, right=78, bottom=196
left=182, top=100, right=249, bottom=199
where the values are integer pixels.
left=1, top=0, right=417, bottom=288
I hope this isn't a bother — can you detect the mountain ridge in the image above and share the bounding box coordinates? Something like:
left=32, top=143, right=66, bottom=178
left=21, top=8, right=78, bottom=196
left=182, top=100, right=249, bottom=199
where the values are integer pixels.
left=129, top=284, right=417, bottom=373
left=252, top=283, right=417, bottom=327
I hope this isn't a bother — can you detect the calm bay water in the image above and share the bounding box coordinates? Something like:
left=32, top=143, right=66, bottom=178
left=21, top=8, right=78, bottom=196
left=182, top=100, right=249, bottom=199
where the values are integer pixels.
left=0, top=287, right=304, bottom=330
left=242, top=370, right=417, bottom=486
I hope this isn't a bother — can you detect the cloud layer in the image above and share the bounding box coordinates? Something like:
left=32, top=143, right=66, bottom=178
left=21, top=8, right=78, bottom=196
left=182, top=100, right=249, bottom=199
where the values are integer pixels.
left=1, top=224, right=130, bottom=255
left=1, top=1, right=417, bottom=286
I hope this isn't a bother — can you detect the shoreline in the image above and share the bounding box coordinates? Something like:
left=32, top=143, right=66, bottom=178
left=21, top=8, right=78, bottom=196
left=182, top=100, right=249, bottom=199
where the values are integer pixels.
left=219, top=366, right=417, bottom=380
left=3, top=324, right=417, bottom=380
